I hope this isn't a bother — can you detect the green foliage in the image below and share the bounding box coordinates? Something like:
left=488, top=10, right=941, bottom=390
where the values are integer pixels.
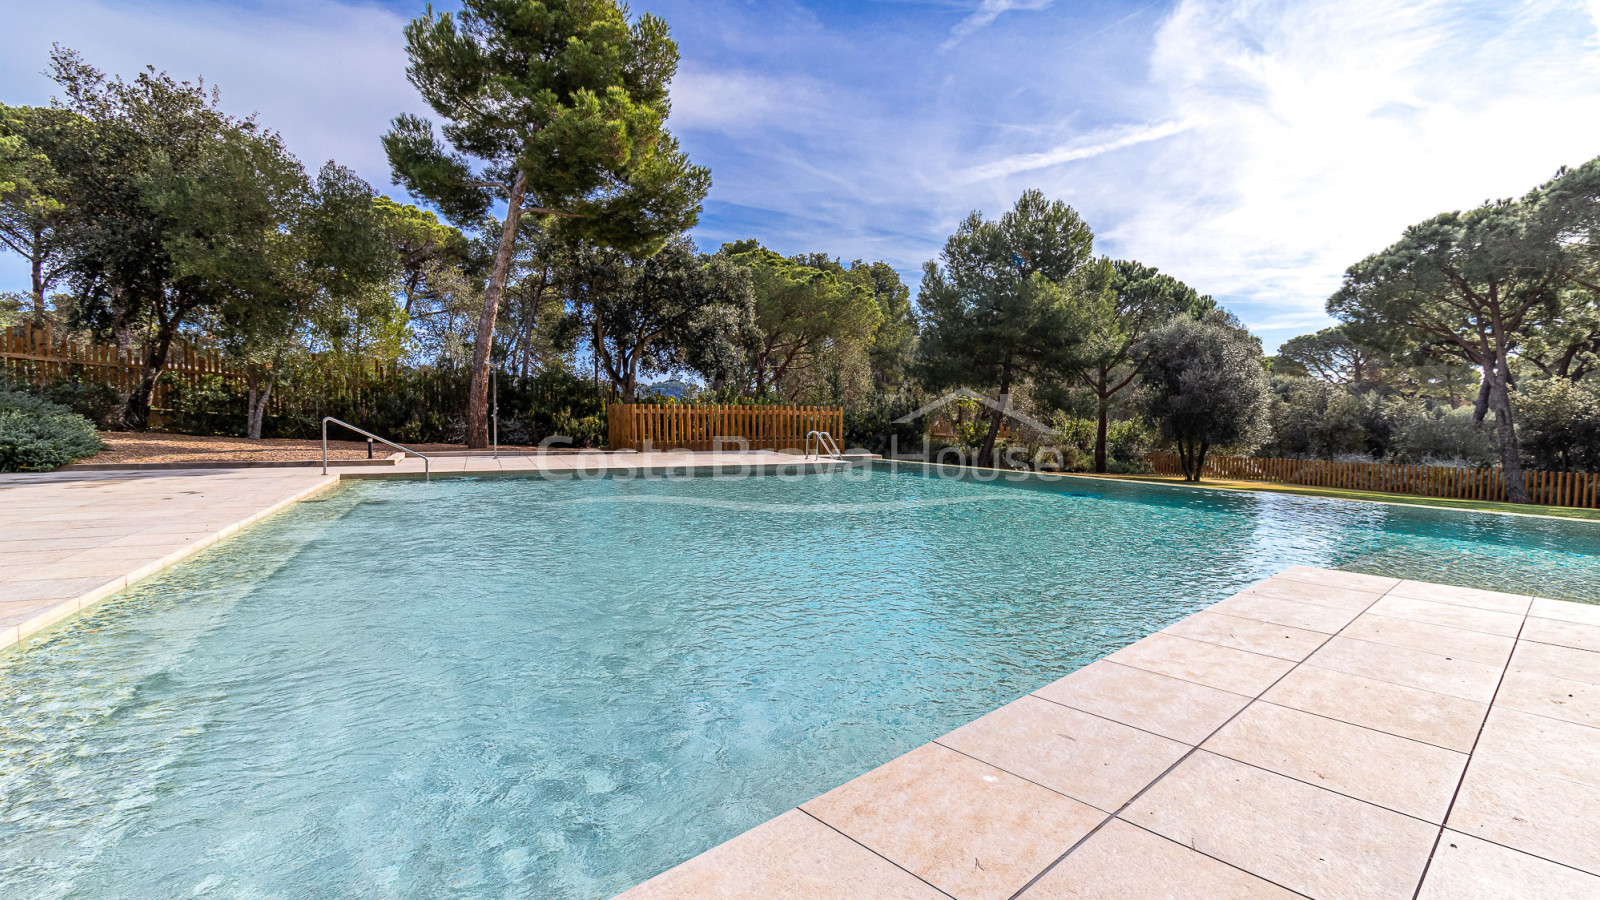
left=1074, top=258, right=1212, bottom=471
left=718, top=241, right=883, bottom=396
left=916, top=189, right=1108, bottom=466
left=0, top=104, right=75, bottom=314
left=561, top=237, right=755, bottom=402
left=0, top=389, right=102, bottom=471
left=1262, top=376, right=1370, bottom=459
left=1050, top=414, right=1154, bottom=472
left=38, top=49, right=306, bottom=429
left=1516, top=379, right=1600, bottom=472
left=1388, top=403, right=1498, bottom=467
left=1278, top=326, right=1389, bottom=387
left=1136, top=314, right=1271, bottom=480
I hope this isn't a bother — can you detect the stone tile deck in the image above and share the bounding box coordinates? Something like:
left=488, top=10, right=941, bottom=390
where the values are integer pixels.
left=619, top=566, right=1600, bottom=900
left=0, top=450, right=831, bottom=652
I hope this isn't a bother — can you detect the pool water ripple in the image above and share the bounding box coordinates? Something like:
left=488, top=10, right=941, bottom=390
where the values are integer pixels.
left=1, top=466, right=1597, bottom=898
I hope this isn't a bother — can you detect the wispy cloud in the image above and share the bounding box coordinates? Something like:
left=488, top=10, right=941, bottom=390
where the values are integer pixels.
left=958, top=120, right=1190, bottom=183
left=943, top=0, right=1056, bottom=49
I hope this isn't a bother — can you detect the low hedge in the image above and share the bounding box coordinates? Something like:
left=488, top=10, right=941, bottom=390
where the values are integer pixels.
left=0, top=390, right=104, bottom=472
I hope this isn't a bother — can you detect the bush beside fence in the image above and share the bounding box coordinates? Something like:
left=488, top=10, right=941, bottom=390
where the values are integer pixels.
left=1148, top=452, right=1599, bottom=508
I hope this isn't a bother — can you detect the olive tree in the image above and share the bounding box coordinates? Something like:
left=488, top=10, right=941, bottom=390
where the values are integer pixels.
left=1135, top=313, right=1271, bottom=481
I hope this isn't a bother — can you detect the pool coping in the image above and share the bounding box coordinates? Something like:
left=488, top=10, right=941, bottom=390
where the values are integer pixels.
left=616, top=567, right=1600, bottom=899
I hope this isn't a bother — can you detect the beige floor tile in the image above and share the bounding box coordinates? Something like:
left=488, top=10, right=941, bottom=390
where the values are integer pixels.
left=1493, top=668, right=1599, bottom=729
left=1340, top=613, right=1515, bottom=667
left=1529, top=596, right=1600, bottom=628
left=1306, top=635, right=1504, bottom=704
left=1472, top=706, right=1600, bottom=790
left=1123, top=751, right=1437, bottom=900
left=1107, top=633, right=1294, bottom=697
left=803, top=743, right=1104, bottom=900
left=1161, top=610, right=1328, bottom=661
left=1243, top=578, right=1383, bottom=612
left=1020, top=818, right=1296, bottom=899
left=1202, top=701, right=1467, bottom=822
left=615, top=809, right=946, bottom=900
left=1510, top=640, right=1600, bottom=686
left=1262, top=665, right=1488, bottom=752
left=1032, top=660, right=1251, bottom=745
left=1449, top=757, right=1600, bottom=875
left=1389, top=580, right=1532, bottom=615
left=1417, top=831, right=1600, bottom=900
left=0, top=597, right=73, bottom=627
left=1366, top=595, right=1524, bottom=637
left=937, top=696, right=1189, bottom=812
left=0, top=576, right=115, bottom=602
left=1520, top=616, right=1600, bottom=654
left=1277, top=565, right=1400, bottom=593
left=1209, top=593, right=1356, bottom=634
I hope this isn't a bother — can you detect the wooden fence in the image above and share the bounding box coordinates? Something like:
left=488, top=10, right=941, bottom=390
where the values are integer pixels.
left=2, top=323, right=237, bottom=408
left=1149, top=452, right=1599, bottom=509
left=1, top=323, right=406, bottom=417
left=608, top=403, right=844, bottom=452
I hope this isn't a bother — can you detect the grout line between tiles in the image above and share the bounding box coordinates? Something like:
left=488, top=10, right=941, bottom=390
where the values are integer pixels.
left=1409, top=609, right=1530, bottom=900
left=1005, top=577, right=1397, bottom=899
left=794, top=807, right=957, bottom=900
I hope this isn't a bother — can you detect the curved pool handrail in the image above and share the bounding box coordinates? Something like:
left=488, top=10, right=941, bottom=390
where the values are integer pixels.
left=805, top=430, right=843, bottom=460
left=322, top=417, right=431, bottom=480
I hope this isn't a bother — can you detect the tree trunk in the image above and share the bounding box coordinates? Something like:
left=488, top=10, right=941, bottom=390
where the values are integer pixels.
left=1193, top=441, right=1209, bottom=482
left=122, top=325, right=178, bottom=431
left=1094, top=370, right=1110, bottom=473
left=245, top=368, right=275, bottom=440
left=1472, top=365, right=1491, bottom=424
left=975, top=379, right=1009, bottom=469
left=30, top=227, right=47, bottom=323
left=466, top=171, right=527, bottom=449
left=1486, top=355, right=1529, bottom=504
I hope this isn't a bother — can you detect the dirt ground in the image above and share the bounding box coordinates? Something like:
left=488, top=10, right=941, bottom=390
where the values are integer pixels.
left=84, top=432, right=533, bottom=464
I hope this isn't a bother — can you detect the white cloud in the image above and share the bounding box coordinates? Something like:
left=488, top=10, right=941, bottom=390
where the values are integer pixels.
left=943, top=0, right=1056, bottom=49
left=959, top=120, right=1191, bottom=183
left=668, top=66, right=826, bottom=135
left=1064, top=0, right=1600, bottom=347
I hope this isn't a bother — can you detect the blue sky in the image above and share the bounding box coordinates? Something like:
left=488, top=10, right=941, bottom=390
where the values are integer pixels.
left=5, top=0, right=1600, bottom=351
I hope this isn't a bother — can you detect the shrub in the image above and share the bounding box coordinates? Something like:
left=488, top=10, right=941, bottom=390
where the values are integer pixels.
left=1052, top=414, right=1153, bottom=472
left=1262, top=376, right=1369, bottom=459
left=0, top=390, right=104, bottom=472
left=1388, top=402, right=1497, bottom=466
left=1516, top=379, right=1600, bottom=472
left=843, top=389, right=931, bottom=456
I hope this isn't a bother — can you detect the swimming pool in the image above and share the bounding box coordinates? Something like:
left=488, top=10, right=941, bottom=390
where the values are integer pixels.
left=3, top=465, right=1598, bottom=898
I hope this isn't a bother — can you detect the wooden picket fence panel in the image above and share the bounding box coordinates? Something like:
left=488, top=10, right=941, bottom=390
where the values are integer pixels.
left=607, top=403, right=844, bottom=452
left=1148, top=452, right=1600, bottom=509
left=1, top=323, right=403, bottom=415
left=2, top=323, right=238, bottom=408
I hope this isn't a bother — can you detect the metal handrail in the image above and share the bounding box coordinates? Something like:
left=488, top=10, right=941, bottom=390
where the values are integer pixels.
left=805, top=430, right=843, bottom=460
left=322, top=417, right=431, bottom=480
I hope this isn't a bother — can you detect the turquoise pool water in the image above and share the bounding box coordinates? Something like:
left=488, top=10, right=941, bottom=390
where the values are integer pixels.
left=3, top=465, right=1598, bottom=898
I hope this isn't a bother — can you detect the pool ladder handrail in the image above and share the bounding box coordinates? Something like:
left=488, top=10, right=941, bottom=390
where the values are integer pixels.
left=805, top=430, right=843, bottom=460
left=322, top=416, right=431, bottom=480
